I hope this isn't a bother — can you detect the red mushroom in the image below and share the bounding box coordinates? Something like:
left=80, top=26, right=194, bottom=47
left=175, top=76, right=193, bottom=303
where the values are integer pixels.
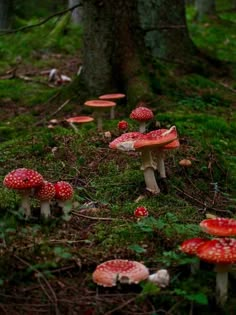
left=99, top=93, right=126, bottom=119
left=84, top=100, right=116, bottom=131
left=34, top=181, right=56, bottom=219
left=180, top=237, right=208, bottom=273
left=130, top=107, right=154, bottom=133
left=92, top=259, right=149, bottom=287
left=66, top=116, right=94, bottom=133
left=134, top=206, right=149, bottom=220
left=54, top=181, right=74, bottom=217
left=200, top=218, right=236, bottom=237
left=145, top=127, right=179, bottom=179
left=3, top=168, right=44, bottom=218
left=196, top=238, right=236, bottom=305
left=117, top=120, right=129, bottom=133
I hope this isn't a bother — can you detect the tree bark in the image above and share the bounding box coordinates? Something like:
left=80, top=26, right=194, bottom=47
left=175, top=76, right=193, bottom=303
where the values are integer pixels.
left=0, top=0, right=10, bottom=29
left=68, top=0, right=82, bottom=24
left=81, top=0, right=196, bottom=103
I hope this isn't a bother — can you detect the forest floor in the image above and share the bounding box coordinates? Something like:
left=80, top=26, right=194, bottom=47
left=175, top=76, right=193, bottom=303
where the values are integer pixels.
left=0, top=6, right=236, bottom=315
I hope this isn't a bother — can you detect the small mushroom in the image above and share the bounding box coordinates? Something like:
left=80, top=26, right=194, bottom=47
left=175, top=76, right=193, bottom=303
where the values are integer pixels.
left=66, top=116, right=94, bottom=133
left=196, top=238, right=236, bottom=305
left=179, top=159, right=192, bottom=167
left=92, top=259, right=149, bottom=287
left=180, top=237, right=208, bottom=274
left=130, top=107, right=154, bottom=133
left=54, top=181, right=74, bottom=216
left=99, top=93, right=126, bottom=119
left=34, top=181, right=56, bottom=219
left=3, top=168, right=44, bottom=218
left=134, top=206, right=149, bottom=220
left=117, top=120, right=129, bottom=133
left=84, top=100, right=116, bottom=131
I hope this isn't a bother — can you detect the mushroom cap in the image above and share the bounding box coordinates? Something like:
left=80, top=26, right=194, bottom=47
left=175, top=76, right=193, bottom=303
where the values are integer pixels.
left=66, top=116, right=94, bottom=123
left=200, top=218, right=236, bottom=237
left=3, top=168, right=44, bottom=190
left=180, top=237, right=208, bottom=255
left=117, top=120, right=129, bottom=130
left=92, top=259, right=149, bottom=287
left=35, top=181, right=56, bottom=201
left=134, top=126, right=178, bottom=150
left=134, top=206, right=149, bottom=218
left=99, top=93, right=126, bottom=100
left=196, top=238, right=236, bottom=264
left=130, top=107, right=154, bottom=122
left=84, top=100, right=116, bottom=108
left=109, top=132, right=146, bottom=150
left=179, top=159, right=192, bottom=167
left=54, top=181, right=74, bottom=201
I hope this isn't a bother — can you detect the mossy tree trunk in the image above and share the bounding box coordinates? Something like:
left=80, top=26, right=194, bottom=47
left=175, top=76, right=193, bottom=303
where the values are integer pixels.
left=81, top=0, right=196, bottom=104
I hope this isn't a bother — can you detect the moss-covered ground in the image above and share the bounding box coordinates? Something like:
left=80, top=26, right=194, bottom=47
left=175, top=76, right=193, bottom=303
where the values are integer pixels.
left=0, top=5, right=235, bottom=315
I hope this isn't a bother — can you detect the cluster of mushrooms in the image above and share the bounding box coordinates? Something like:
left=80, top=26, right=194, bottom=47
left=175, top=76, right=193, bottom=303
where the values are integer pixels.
left=3, top=168, right=73, bottom=219
left=180, top=217, right=236, bottom=305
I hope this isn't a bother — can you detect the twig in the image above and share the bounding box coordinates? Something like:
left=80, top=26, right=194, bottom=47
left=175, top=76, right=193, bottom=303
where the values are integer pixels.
left=103, top=296, right=137, bottom=315
left=0, top=4, right=83, bottom=36
left=72, top=210, right=119, bottom=221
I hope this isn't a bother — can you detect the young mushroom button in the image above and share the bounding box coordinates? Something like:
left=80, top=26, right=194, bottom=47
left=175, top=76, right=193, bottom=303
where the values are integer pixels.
left=3, top=168, right=44, bottom=218
left=130, top=106, right=154, bottom=133
left=134, top=206, right=149, bottom=219
left=54, top=181, right=74, bottom=214
left=35, top=181, right=56, bottom=219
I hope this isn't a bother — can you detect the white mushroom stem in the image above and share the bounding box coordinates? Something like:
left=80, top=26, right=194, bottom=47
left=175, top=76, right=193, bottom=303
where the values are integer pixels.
left=110, top=107, right=115, bottom=119
left=94, top=110, right=103, bottom=131
left=156, top=150, right=166, bottom=178
left=140, top=149, right=160, bottom=194
left=69, top=122, right=79, bottom=133
left=148, top=269, right=170, bottom=288
left=215, top=264, right=230, bottom=306
left=139, top=122, right=147, bottom=133
left=40, top=201, right=51, bottom=219
left=20, top=191, right=31, bottom=218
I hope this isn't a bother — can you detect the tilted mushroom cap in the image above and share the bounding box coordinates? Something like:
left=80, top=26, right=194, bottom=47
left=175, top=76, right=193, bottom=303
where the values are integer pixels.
left=35, top=181, right=56, bottom=200
left=109, top=132, right=146, bottom=151
left=92, top=259, right=149, bottom=287
left=196, top=238, right=236, bottom=264
left=180, top=237, right=208, bottom=255
left=200, top=218, right=236, bottom=237
left=66, top=116, right=94, bottom=123
left=130, top=106, right=154, bottom=122
left=134, top=126, right=178, bottom=150
left=84, top=100, right=116, bottom=108
left=3, top=168, right=43, bottom=190
left=134, top=206, right=149, bottom=218
left=54, top=181, right=74, bottom=201
left=99, top=93, right=126, bottom=100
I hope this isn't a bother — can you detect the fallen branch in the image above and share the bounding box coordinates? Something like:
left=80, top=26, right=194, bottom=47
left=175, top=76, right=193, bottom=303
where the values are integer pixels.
left=72, top=210, right=119, bottom=221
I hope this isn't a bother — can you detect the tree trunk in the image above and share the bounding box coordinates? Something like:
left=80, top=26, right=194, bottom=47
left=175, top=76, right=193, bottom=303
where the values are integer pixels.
left=68, top=0, right=82, bottom=24
left=81, top=0, right=196, bottom=104
left=195, top=0, right=216, bottom=21
left=0, top=0, right=10, bottom=29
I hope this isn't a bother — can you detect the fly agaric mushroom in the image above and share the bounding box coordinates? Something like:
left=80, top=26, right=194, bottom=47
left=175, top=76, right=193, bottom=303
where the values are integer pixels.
left=179, top=159, right=192, bottom=167
left=196, top=238, right=236, bottom=305
left=200, top=218, right=236, bottom=237
left=134, top=206, right=149, bottom=220
left=99, top=93, right=126, bottom=119
left=84, top=100, right=116, bottom=131
left=118, top=120, right=129, bottom=133
left=180, top=237, right=208, bottom=274
left=34, top=181, right=56, bottom=219
left=145, top=127, right=179, bottom=179
left=133, top=126, right=178, bottom=194
left=66, top=116, right=94, bottom=133
left=54, top=181, right=74, bottom=215
left=148, top=269, right=170, bottom=288
left=92, top=259, right=149, bottom=287
left=130, top=106, right=154, bottom=133
left=3, top=168, right=44, bottom=218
